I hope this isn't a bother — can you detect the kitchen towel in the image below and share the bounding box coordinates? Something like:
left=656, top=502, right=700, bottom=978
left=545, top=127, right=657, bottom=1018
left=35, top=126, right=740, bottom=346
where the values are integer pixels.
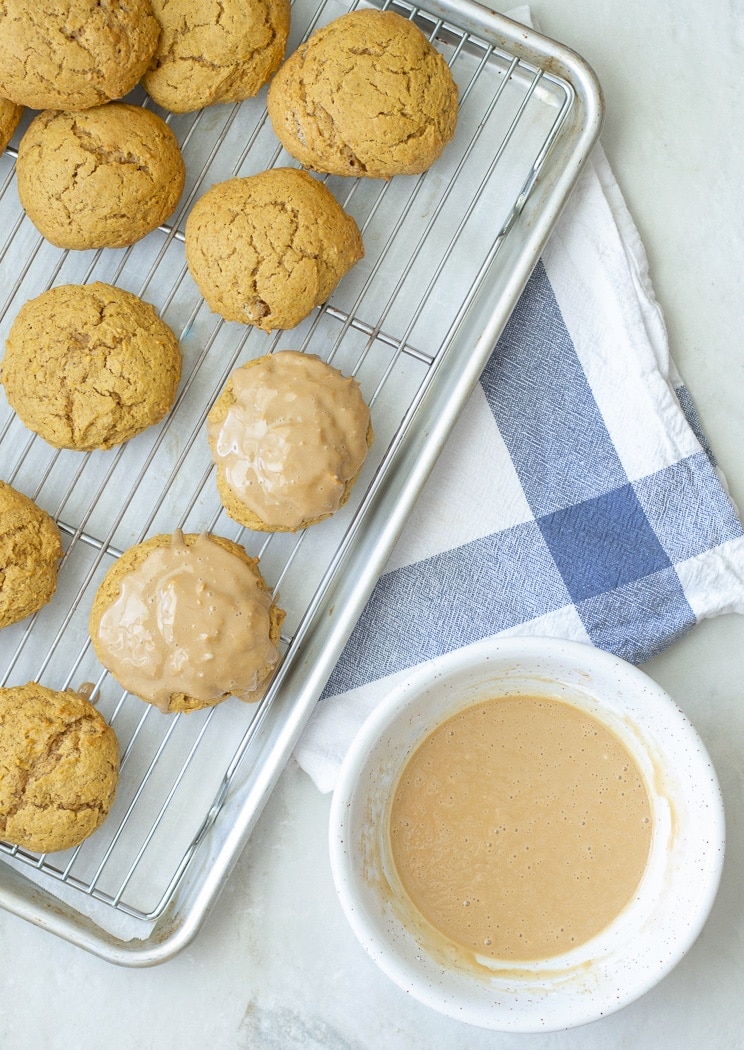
left=294, top=50, right=744, bottom=794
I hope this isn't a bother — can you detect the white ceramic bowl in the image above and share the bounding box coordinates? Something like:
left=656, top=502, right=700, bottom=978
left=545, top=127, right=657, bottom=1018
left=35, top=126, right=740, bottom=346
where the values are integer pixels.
left=329, top=636, right=725, bottom=1032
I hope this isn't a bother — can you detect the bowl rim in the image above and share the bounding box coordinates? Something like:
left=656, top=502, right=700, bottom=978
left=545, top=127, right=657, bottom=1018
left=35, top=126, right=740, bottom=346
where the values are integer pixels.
left=328, top=635, right=726, bottom=1033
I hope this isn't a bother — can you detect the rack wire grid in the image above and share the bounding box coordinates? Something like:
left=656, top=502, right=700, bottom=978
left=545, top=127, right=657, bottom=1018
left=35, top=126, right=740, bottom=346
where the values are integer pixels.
left=0, top=0, right=602, bottom=963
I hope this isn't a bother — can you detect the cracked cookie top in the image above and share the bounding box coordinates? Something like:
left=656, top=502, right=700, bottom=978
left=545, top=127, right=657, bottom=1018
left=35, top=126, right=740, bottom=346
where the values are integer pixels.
left=0, top=481, right=63, bottom=629
left=0, top=0, right=160, bottom=112
left=184, top=166, right=363, bottom=330
left=143, top=0, right=291, bottom=113
left=267, top=8, right=459, bottom=179
left=16, top=103, right=186, bottom=250
left=0, top=681, right=120, bottom=854
left=0, top=97, right=23, bottom=154
left=1, top=282, right=182, bottom=451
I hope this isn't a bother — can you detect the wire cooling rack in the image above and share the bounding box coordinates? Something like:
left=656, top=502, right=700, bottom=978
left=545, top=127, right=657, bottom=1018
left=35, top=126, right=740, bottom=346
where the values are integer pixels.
left=0, top=0, right=602, bottom=962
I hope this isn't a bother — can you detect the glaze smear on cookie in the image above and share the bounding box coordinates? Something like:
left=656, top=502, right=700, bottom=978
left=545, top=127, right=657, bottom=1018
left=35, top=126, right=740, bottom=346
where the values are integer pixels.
left=90, top=532, right=284, bottom=713
left=207, top=351, right=373, bottom=531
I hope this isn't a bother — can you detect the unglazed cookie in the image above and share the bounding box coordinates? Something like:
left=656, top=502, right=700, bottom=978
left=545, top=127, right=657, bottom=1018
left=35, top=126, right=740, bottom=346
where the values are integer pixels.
left=0, top=0, right=160, bottom=112
left=0, top=481, right=63, bottom=629
left=267, top=9, right=459, bottom=178
left=1, top=282, right=182, bottom=451
left=0, top=98, right=23, bottom=154
left=143, top=0, right=290, bottom=113
left=207, top=351, right=373, bottom=531
left=89, top=532, right=285, bottom=713
left=16, top=104, right=186, bottom=250
left=185, top=167, right=363, bottom=330
left=0, top=682, right=119, bottom=854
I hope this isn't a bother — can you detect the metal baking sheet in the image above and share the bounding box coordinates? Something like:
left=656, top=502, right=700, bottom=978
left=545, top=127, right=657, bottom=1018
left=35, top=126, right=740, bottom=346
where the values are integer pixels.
left=0, top=0, right=603, bottom=963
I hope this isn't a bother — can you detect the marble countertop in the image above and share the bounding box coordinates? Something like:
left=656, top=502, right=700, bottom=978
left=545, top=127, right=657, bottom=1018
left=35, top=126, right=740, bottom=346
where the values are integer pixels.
left=2, top=1, right=743, bottom=1047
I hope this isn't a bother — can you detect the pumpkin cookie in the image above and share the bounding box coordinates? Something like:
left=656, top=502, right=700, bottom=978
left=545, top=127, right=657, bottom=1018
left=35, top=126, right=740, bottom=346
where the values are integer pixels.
left=0, top=0, right=160, bottom=112
left=185, top=167, right=363, bottom=330
left=1, top=282, right=182, bottom=451
left=0, top=0, right=159, bottom=112
left=16, top=104, right=186, bottom=250
left=207, top=351, right=373, bottom=532
left=0, top=481, right=63, bottom=629
left=143, top=0, right=290, bottom=113
left=89, top=532, right=285, bottom=713
left=267, top=9, right=458, bottom=178
left=0, top=98, right=22, bottom=154
left=0, top=682, right=119, bottom=854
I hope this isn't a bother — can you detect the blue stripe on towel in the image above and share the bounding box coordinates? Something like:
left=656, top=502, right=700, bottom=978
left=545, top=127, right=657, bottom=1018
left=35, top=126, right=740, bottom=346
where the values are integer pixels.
left=321, top=261, right=735, bottom=700
left=321, top=522, right=569, bottom=698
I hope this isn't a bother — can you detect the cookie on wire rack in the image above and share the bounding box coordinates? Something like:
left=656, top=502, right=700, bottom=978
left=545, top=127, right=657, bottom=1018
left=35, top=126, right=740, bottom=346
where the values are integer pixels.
left=15, top=103, right=186, bottom=251
left=207, top=351, right=373, bottom=532
left=1, top=282, right=182, bottom=451
left=143, top=0, right=291, bottom=113
left=0, top=97, right=22, bottom=154
left=185, top=166, right=363, bottom=331
left=89, top=532, right=285, bottom=714
left=0, top=682, right=120, bottom=854
left=0, top=0, right=160, bottom=112
left=0, top=481, right=63, bottom=629
left=267, top=8, right=459, bottom=179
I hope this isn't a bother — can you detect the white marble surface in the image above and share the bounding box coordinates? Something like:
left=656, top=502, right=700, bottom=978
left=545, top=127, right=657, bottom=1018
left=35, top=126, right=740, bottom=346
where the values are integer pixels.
left=2, top=1, right=744, bottom=1047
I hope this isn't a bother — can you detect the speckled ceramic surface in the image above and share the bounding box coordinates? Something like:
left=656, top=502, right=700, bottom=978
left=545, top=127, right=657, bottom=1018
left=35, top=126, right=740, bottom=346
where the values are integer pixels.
left=329, top=637, right=725, bottom=1032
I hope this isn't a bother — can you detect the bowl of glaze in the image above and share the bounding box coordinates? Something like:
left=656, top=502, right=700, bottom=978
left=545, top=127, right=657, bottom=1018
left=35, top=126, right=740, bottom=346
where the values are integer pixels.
left=328, top=636, right=725, bottom=1032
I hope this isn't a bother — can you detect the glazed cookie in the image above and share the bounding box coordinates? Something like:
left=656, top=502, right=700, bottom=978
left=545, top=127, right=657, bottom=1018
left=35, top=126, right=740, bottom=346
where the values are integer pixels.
left=16, top=104, right=186, bottom=250
left=89, top=532, right=285, bottom=713
left=0, top=682, right=120, bottom=854
left=0, top=0, right=160, bottom=112
left=0, top=98, right=23, bottom=154
left=1, top=282, right=182, bottom=451
left=143, top=0, right=290, bottom=113
left=0, top=481, right=63, bottom=629
left=207, top=351, right=373, bottom=532
left=185, top=167, right=363, bottom=330
left=267, top=9, right=459, bottom=178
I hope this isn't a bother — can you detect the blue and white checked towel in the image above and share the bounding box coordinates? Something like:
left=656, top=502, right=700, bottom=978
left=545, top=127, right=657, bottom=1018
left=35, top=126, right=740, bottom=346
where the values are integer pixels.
left=295, top=139, right=744, bottom=793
